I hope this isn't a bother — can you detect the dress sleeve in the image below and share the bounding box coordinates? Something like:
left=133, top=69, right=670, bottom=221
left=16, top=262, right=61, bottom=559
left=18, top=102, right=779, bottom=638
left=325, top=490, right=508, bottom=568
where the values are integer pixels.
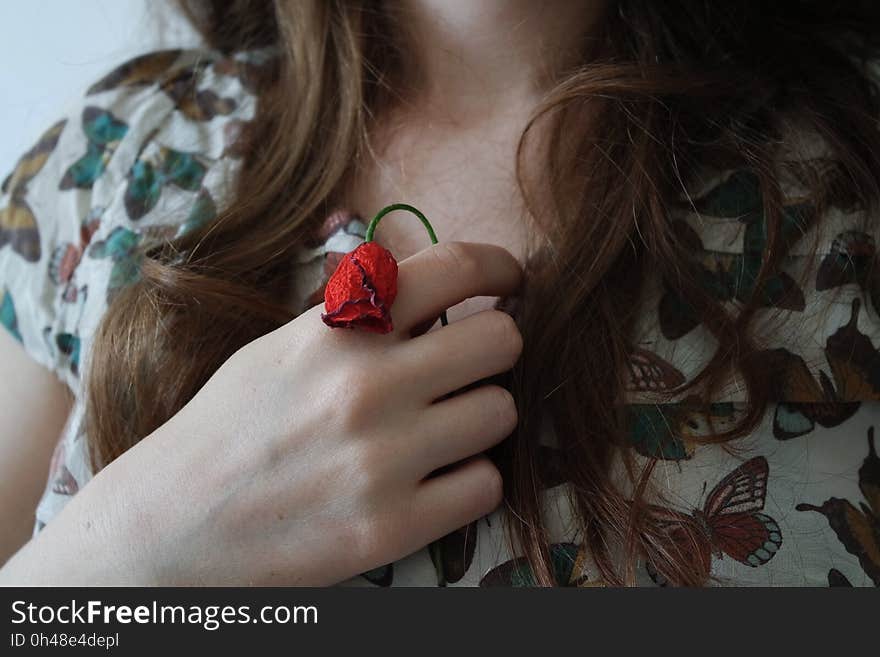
left=0, top=48, right=255, bottom=388
left=0, top=95, right=92, bottom=378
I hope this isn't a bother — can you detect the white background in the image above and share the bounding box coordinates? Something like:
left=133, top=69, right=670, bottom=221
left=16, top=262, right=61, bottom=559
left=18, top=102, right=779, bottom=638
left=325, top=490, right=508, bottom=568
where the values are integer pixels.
left=0, top=0, right=200, bottom=175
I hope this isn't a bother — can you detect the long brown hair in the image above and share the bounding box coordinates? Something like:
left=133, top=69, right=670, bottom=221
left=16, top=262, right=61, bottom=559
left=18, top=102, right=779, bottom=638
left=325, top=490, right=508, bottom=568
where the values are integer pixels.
left=85, top=0, right=880, bottom=585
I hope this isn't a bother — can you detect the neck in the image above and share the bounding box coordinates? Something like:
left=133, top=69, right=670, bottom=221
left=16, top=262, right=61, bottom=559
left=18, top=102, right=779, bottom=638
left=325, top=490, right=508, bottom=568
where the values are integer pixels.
left=388, top=0, right=607, bottom=122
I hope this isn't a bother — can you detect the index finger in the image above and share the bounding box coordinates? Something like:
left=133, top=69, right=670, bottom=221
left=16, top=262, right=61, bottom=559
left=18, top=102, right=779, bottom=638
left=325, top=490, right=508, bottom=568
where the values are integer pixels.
left=390, top=241, right=523, bottom=336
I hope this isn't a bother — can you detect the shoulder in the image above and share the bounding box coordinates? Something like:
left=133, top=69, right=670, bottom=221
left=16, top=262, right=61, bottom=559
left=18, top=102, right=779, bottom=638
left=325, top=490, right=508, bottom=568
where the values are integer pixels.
left=3, top=47, right=268, bottom=242
left=59, top=47, right=265, bottom=218
left=0, top=48, right=269, bottom=385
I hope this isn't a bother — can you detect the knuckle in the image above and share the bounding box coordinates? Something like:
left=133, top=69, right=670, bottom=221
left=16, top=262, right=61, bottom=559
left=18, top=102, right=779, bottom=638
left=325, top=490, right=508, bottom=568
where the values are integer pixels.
left=347, top=514, right=385, bottom=563
left=486, top=310, right=523, bottom=358
left=340, top=450, right=402, bottom=561
left=486, top=385, right=518, bottom=433
left=433, top=241, right=479, bottom=279
left=474, top=458, right=505, bottom=511
left=344, top=441, right=391, bottom=496
left=351, top=510, right=410, bottom=568
left=335, top=365, right=383, bottom=429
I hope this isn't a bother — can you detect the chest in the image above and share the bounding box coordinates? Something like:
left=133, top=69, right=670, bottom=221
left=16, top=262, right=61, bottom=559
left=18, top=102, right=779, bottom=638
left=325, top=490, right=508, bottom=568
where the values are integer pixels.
left=330, top=112, right=536, bottom=320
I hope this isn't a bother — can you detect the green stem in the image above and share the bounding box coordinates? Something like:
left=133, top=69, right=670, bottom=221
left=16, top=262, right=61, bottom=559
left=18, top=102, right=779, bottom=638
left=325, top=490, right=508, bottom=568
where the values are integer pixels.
left=365, top=203, right=448, bottom=328
left=367, top=203, right=452, bottom=586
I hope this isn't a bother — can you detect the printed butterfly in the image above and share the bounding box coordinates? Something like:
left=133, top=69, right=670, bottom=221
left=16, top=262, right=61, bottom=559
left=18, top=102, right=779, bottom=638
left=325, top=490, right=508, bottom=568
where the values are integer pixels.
left=763, top=348, right=861, bottom=441
left=0, top=288, right=22, bottom=342
left=797, top=427, right=879, bottom=586
left=0, top=119, right=66, bottom=261
left=658, top=170, right=812, bottom=340
left=87, top=50, right=183, bottom=95
left=55, top=332, right=82, bottom=377
left=429, top=521, right=479, bottom=586
left=302, top=213, right=370, bottom=311
left=45, top=435, right=79, bottom=497
left=816, top=230, right=878, bottom=293
left=361, top=521, right=480, bottom=587
left=124, top=147, right=207, bottom=221
left=49, top=209, right=102, bottom=304
left=40, top=328, right=82, bottom=378
left=59, top=107, right=129, bottom=190
left=758, top=297, right=880, bottom=440
left=360, top=564, right=393, bottom=587
left=480, top=543, right=602, bottom=587
left=627, top=397, right=738, bottom=462
left=646, top=456, right=782, bottom=584
left=627, top=347, right=687, bottom=393
left=88, top=50, right=238, bottom=122
left=88, top=226, right=143, bottom=302
left=827, top=568, right=854, bottom=587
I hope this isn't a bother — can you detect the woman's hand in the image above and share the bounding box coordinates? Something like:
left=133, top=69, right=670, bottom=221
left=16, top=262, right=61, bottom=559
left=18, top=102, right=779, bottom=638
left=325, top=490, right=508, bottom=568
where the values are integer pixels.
left=0, top=241, right=523, bottom=585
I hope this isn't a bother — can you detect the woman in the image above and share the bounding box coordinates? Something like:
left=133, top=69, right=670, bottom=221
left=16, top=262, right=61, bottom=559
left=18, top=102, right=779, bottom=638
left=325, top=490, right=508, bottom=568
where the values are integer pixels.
left=0, top=0, right=879, bottom=586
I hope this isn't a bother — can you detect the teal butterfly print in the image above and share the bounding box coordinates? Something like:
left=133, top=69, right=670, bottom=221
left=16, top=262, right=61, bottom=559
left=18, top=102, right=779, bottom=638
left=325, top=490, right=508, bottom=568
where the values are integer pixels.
left=480, top=543, right=599, bottom=587
left=88, top=226, right=143, bottom=301
left=59, top=107, right=129, bottom=190
left=659, top=171, right=812, bottom=340
left=0, top=288, right=22, bottom=342
left=86, top=192, right=217, bottom=303
left=55, top=332, right=81, bottom=377
left=690, top=169, right=764, bottom=218
left=627, top=400, right=737, bottom=461
left=177, top=188, right=217, bottom=236
left=773, top=402, right=827, bottom=440
left=124, top=147, right=207, bottom=220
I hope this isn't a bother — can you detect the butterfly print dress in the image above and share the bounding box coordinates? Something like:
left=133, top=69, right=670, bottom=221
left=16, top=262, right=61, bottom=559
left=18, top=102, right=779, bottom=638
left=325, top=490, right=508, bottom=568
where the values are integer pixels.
left=1, top=48, right=879, bottom=587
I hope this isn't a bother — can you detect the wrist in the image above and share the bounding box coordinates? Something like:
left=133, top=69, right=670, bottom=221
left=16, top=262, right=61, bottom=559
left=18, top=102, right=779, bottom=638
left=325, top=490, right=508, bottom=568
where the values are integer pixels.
left=0, top=452, right=160, bottom=585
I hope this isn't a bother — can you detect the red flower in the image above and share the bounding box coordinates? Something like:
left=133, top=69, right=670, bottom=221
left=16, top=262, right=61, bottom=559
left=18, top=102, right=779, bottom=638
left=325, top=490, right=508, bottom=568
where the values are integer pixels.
left=321, top=241, right=399, bottom=333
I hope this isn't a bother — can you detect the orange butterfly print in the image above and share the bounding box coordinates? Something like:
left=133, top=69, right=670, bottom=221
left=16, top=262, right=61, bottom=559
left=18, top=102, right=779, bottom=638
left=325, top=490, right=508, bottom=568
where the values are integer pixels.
left=797, top=427, right=879, bottom=585
left=88, top=50, right=238, bottom=122
left=0, top=120, right=66, bottom=261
